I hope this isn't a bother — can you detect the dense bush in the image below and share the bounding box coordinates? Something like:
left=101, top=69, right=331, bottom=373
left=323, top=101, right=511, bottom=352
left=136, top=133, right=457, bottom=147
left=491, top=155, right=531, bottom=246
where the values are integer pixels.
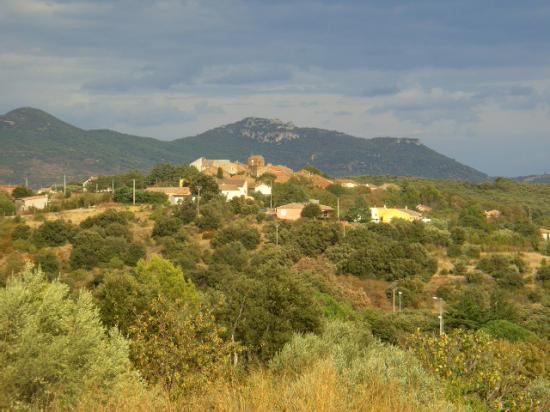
left=0, top=266, right=139, bottom=409
left=152, top=216, right=182, bottom=238
left=33, top=219, right=77, bottom=246
left=211, top=224, right=261, bottom=250
left=10, top=223, right=31, bottom=241
left=0, top=192, right=16, bottom=216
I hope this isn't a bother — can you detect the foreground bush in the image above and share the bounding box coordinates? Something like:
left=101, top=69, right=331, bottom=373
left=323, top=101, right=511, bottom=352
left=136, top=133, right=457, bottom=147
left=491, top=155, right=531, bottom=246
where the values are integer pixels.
left=0, top=266, right=139, bottom=409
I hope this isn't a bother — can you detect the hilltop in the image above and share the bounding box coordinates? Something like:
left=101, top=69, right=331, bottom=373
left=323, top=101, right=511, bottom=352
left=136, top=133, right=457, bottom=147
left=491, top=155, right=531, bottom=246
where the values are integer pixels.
left=0, top=107, right=488, bottom=186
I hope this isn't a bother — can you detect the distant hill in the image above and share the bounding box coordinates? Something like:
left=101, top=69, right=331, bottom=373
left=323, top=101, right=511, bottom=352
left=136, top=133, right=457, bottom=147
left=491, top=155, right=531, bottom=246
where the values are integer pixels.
left=0, top=108, right=488, bottom=186
left=515, top=174, right=550, bottom=184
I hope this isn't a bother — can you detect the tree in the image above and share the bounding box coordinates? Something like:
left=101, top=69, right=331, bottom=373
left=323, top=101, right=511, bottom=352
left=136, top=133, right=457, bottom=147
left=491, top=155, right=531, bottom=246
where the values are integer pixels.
left=34, top=252, right=60, bottom=280
left=70, top=230, right=105, bottom=269
left=301, top=203, right=321, bottom=219
left=212, top=224, right=261, bottom=250
left=129, top=297, right=233, bottom=397
left=0, top=266, right=138, bottom=409
left=217, top=167, right=224, bottom=179
left=272, top=180, right=308, bottom=206
left=135, top=255, right=198, bottom=303
left=302, top=164, right=329, bottom=178
left=175, top=199, right=197, bottom=224
left=11, top=224, right=32, bottom=241
left=0, top=192, right=15, bottom=216
left=190, top=174, right=219, bottom=201
left=12, top=186, right=33, bottom=198
left=152, top=216, right=182, bottom=238
left=33, top=220, right=77, bottom=247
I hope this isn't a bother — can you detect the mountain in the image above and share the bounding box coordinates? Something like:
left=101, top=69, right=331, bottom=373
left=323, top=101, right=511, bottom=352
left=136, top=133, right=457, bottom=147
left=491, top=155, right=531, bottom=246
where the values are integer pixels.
left=0, top=108, right=488, bottom=186
left=514, top=174, right=550, bottom=184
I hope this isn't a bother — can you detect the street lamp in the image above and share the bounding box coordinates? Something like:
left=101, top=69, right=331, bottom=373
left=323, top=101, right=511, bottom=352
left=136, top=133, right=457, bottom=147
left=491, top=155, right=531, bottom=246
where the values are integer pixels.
left=196, top=185, right=202, bottom=217
left=398, top=291, right=403, bottom=312
left=433, top=296, right=445, bottom=336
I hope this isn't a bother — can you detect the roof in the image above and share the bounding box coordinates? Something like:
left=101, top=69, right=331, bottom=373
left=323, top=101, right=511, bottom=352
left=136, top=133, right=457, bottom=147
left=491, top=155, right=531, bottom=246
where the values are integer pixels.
left=220, top=184, right=241, bottom=191
left=277, top=202, right=334, bottom=211
left=335, top=179, right=357, bottom=185
left=145, top=187, right=191, bottom=196
left=541, top=228, right=550, bottom=234
left=18, top=195, right=48, bottom=201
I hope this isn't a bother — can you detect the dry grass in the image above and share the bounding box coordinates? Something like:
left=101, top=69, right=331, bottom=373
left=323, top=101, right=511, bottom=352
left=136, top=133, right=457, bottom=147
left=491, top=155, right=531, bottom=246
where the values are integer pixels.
left=74, top=362, right=460, bottom=412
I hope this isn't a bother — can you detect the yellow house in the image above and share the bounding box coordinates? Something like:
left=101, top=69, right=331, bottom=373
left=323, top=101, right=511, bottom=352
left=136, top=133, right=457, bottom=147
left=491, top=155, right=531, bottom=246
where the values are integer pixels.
left=370, top=206, right=422, bottom=224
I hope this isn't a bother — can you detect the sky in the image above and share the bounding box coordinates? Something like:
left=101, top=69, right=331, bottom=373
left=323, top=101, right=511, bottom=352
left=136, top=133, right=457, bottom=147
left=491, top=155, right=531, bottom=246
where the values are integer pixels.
left=1, top=0, right=550, bottom=176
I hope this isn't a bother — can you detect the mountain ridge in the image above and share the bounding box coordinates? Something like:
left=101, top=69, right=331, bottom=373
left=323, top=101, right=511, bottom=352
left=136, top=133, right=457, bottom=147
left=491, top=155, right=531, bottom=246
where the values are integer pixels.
left=0, top=107, right=488, bottom=186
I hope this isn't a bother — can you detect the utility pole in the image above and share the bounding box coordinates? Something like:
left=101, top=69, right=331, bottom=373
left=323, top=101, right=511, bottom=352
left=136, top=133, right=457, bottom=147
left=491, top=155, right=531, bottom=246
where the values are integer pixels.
left=275, top=222, right=280, bottom=245
left=433, top=296, right=444, bottom=335
left=111, top=178, right=115, bottom=201
left=392, top=288, right=396, bottom=313
left=196, top=185, right=202, bottom=217
left=270, top=179, right=274, bottom=209
left=398, top=291, right=403, bottom=312
left=132, top=179, right=136, bottom=205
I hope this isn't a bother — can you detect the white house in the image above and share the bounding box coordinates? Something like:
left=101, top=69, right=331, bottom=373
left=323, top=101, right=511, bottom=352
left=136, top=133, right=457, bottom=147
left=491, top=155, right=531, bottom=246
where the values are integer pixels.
left=541, top=229, right=550, bottom=241
left=15, top=195, right=49, bottom=212
left=145, top=187, right=192, bottom=205
left=251, top=182, right=272, bottom=196
left=220, top=178, right=248, bottom=200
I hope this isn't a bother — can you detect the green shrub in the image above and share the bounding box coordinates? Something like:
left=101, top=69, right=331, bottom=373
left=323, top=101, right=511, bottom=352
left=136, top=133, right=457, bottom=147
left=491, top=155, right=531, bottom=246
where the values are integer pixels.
left=481, top=319, right=538, bottom=342
left=11, top=224, right=31, bottom=241
left=0, top=266, right=139, bottom=409
left=211, top=224, right=261, bottom=250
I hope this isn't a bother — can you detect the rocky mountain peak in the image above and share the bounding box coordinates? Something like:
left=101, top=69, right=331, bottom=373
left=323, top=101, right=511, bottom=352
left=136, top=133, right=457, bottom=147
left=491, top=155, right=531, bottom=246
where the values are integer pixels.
left=222, top=117, right=300, bottom=143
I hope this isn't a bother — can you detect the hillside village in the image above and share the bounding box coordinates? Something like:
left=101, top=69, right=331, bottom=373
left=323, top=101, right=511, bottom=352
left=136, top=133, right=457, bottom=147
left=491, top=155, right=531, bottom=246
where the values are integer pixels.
left=2, top=157, right=550, bottom=411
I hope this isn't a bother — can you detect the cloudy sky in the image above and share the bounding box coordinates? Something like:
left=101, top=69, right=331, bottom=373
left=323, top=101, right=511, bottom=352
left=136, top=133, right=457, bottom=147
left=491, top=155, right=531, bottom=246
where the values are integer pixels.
left=1, top=0, right=550, bottom=176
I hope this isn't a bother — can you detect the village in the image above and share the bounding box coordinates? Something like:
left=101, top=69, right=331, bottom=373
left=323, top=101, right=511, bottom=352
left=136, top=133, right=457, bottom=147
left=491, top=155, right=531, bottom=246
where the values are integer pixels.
left=2, top=155, right=550, bottom=242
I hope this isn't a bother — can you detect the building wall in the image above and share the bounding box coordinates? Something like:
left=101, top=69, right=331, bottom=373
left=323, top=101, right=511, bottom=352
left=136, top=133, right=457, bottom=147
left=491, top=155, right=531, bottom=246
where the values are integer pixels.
left=276, top=207, right=302, bottom=221
left=371, top=207, right=419, bottom=224
left=18, top=197, right=48, bottom=211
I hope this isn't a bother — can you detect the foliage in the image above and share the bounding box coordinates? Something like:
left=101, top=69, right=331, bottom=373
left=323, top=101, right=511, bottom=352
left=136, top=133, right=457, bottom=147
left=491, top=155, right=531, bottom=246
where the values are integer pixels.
left=11, top=186, right=33, bottom=198
left=211, top=223, right=261, bottom=250
left=0, top=192, right=16, bottom=216
left=10, top=223, right=31, bottom=241
left=152, top=216, right=182, bottom=238
left=481, top=320, right=538, bottom=343
left=129, top=297, right=233, bottom=397
left=33, top=219, right=77, bottom=246
left=0, top=266, right=139, bottom=409
left=300, top=203, right=321, bottom=219
left=408, top=329, right=549, bottom=411
left=114, top=187, right=167, bottom=204
left=33, top=252, right=60, bottom=280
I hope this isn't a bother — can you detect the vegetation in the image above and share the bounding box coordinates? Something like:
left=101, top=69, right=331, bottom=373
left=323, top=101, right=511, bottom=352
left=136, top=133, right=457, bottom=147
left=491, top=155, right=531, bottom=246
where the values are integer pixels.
left=1, top=162, right=550, bottom=411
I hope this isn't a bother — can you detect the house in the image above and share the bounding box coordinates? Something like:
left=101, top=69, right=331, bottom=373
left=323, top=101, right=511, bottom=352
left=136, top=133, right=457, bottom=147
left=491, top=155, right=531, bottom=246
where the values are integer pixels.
left=15, top=195, right=49, bottom=212
left=250, top=182, right=272, bottom=196
left=190, top=157, right=245, bottom=176
left=82, top=176, right=98, bottom=192
left=416, top=204, right=433, bottom=213
left=145, top=187, right=192, bottom=205
left=541, top=228, right=550, bottom=241
left=335, top=179, right=359, bottom=188
left=370, top=206, right=423, bottom=224
left=0, top=185, right=17, bottom=195
left=373, top=183, right=400, bottom=191
left=296, top=170, right=333, bottom=189
left=262, top=164, right=294, bottom=183
left=275, top=202, right=335, bottom=221
left=37, top=187, right=53, bottom=195
left=220, top=177, right=248, bottom=200
left=484, top=209, right=502, bottom=219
